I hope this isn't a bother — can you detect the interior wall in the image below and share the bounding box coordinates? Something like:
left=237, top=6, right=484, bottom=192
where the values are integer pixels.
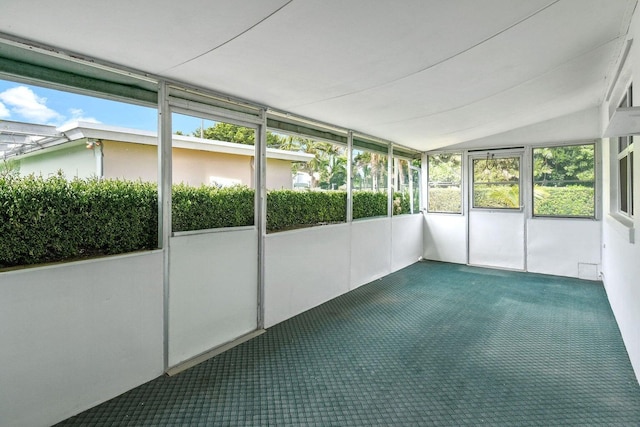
left=265, top=224, right=351, bottom=328
left=527, top=219, right=601, bottom=279
left=350, top=218, right=391, bottom=289
left=422, top=146, right=602, bottom=279
left=265, top=216, right=423, bottom=328
left=0, top=252, right=164, bottom=427
left=423, top=213, right=467, bottom=264
left=391, top=214, right=423, bottom=271
left=598, top=5, right=640, bottom=383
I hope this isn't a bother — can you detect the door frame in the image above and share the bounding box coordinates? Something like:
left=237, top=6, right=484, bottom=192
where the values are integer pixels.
left=159, top=83, right=267, bottom=371
left=465, top=148, right=529, bottom=271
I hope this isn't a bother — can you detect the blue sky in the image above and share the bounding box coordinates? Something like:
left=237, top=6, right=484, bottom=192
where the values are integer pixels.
left=0, top=79, right=207, bottom=135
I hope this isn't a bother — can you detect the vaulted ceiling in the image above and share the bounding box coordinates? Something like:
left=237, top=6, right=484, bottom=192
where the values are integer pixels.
left=0, top=0, right=636, bottom=151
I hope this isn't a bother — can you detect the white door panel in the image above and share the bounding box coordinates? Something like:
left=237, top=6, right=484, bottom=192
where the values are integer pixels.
left=468, top=210, right=525, bottom=269
left=467, top=151, right=526, bottom=270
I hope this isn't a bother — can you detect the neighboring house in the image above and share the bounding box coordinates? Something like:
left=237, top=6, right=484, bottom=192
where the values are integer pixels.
left=4, top=121, right=313, bottom=189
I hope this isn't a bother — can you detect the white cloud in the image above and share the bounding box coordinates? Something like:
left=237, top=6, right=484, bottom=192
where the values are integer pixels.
left=0, top=86, right=63, bottom=123
left=0, top=101, right=9, bottom=118
left=59, top=108, right=101, bottom=127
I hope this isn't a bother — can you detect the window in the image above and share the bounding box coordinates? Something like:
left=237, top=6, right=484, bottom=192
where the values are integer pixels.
left=0, top=78, right=159, bottom=268
left=617, top=84, right=634, bottom=217
left=411, top=160, right=421, bottom=212
left=472, top=155, right=520, bottom=209
left=427, top=153, right=462, bottom=213
left=352, top=147, right=389, bottom=219
left=393, top=157, right=411, bottom=215
left=265, top=132, right=347, bottom=232
left=532, top=144, right=595, bottom=218
left=171, top=113, right=256, bottom=232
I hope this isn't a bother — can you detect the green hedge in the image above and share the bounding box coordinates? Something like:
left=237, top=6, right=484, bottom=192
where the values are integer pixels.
left=353, top=191, right=387, bottom=219
left=0, top=175, right=157, bottom=268
left=427, top=185, right=594, bottom=217
left=428, top=187, right=462, bottom=213
left=534, top=185, right=594, bottom=217
left=392, top=191, right=412, bottom=215
left=267, top=190, right=346, bottom=231
left=1, top=176, right=405, bottom=267
left=172, top=184, right=254, bottom=231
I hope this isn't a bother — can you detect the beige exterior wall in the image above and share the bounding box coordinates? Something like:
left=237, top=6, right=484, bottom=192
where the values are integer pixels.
left=266, top=158, right=296, bottom=190
left=18, top=144, right=96, bottom=179
left=103, top=141, right=158, bottom=182
left=102, top=140, right=294, bottom=189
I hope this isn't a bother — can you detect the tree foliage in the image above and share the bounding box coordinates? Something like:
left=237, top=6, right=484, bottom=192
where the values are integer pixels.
left=428, top=153, right=461, bottom=184
left=533, top=145, right=594, bottom=183
left=195, top=122, right=256, bottom=145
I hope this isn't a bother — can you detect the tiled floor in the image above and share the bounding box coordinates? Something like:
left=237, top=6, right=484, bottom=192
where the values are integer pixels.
left=57, top=261, right=640, bottom=426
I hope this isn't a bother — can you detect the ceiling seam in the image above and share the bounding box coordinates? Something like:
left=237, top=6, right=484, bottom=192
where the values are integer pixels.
left=286, top=0, right=561, bottom=109
left=372, top=36, right=623, bottom=127
left=160, top=0, right=293, bottom=74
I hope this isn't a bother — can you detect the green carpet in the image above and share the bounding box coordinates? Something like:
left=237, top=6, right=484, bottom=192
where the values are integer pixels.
left=57, top=261, right=640, bottom=426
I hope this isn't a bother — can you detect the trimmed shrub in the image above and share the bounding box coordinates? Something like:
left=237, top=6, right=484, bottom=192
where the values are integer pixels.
left=393, top=190, right=412, bottom=215
left=172, top=184, right=254, bottom=232
left=473, top=184, right=520, bottom=209
left=267, top=189, right=346, bottom=232
left=0, top=174, right=157, bottom=268
left=353, top=191, right=387, bottom=219
left=428, top=185, right=594, bottom=217
left=1, top=176, right=412, bottom=266
left=534, top=185, right=594, bottom=217
left=428, top=187, right=462, bottom=213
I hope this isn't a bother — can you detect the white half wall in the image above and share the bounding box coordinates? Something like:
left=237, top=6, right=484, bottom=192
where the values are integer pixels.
left=598, top=3, right=640, bottom=382
left=265, top=216, right=424, bottom=328
left=527, top=218, right=601, bottom=279
left=601, top=126, right=640, bottom=382
left=169, top=229, right=258, bottom=367
left=350, top=218, right=391, bottom=289
left=391, top=214, right=423, bottom=271
left=602, top=215, right=640, bottom=381
left=264, top=224, right=351, bottom=328
left=0, top=252, right=164, bottom=427
left=423, top=213, right=467, bottom=264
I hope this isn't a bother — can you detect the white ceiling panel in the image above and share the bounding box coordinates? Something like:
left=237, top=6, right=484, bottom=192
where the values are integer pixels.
left=0, top=0, right=636, bottom=151
left=372, top=42, right=618, bottom=148
left=166, top=0, right=555, bottom=105
left=0, top=0, right=291, bottom=73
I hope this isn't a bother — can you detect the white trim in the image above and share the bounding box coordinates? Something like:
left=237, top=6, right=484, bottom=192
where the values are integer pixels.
left=12, top=121, right=314, bottom=162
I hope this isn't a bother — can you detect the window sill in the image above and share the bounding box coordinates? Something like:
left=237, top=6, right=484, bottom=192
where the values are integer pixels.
left=605, top=213, right=635, bottom=244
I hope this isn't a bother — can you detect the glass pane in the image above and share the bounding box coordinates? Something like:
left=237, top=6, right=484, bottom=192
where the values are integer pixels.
left=0, top=78, right=158, bottom=268
left=267, top=134, right=346, bottom=191
left=473, top=156, right=520, bottom=209
left=620, top=156, right=628, bottom=214
left=393, top=158, right=411, bottom=215
left=352, top=148, right=389, bottom=219
left=265, top=132, right=347, bottom=232
left=427, top=153, right=461, bottom=213
left=411, top=161, right=421, bottom=213
left=532, top=145, right=595, bottom=217
left=171, top=113, right=255, bottom=232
